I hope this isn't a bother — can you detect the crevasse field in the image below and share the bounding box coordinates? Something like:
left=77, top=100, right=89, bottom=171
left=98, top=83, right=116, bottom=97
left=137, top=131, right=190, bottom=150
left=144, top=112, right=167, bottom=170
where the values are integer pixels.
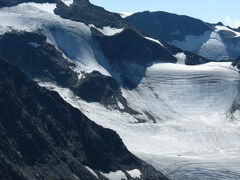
left=2, top=3, right=240, bottom=179
left=40, top=62, right=240, bottom=180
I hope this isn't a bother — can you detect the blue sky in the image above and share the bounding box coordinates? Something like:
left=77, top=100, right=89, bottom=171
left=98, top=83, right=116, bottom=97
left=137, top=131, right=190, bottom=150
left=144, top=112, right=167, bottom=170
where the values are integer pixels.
left=90, top=0, right=240, bottom=28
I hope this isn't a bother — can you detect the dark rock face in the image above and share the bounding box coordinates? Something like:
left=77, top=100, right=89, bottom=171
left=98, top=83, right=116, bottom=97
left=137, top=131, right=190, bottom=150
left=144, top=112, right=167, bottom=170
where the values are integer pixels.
left=0, top=58, right=168, bottom=180
left=54, top=0, right=128, bottom=28
left=0, top=31, right=78, bottom=88
left=76, top=71, right=119, bottom=102
left=0, top=31, right=123, bottom=104
left=126, top=11, right=212, bottom=42
left=94, top=28, right=176, bottom=65
left=0, top=31, right=140, bottom=113
left=232, top=56, right=240, bottom=68
left=95, top=28, right=207, bottom=88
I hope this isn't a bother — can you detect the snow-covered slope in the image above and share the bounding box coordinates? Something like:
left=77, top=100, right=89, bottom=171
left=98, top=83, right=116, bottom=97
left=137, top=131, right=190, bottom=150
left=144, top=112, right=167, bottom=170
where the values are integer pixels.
left=2, top=2, right=240, bottom=180
left=170, top=26, right=240, bottom=61
left=126, top=11, right=240, bottom=61
left=0, top=3, right=111, bottom=76
left=39, top=62, right=240, bottom=180
left=61, top=0, right=73, bottom=6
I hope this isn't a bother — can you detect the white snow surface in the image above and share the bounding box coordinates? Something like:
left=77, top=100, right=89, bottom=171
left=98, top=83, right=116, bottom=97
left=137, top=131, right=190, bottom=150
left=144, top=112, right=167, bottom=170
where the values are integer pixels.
left=170, top=26, right=240, bottom=61
left=118, top=12, right=134, bottom=18
left=26, top=2, right=56, bottom=14
left=144, top=36, right=164, bottom=46
left=89, top=24, right=124, bottom=36
left=215, top=25, right=240, bottom=37
left=0, top=3, right=110, bottom=77
left=85, top=166, right=98, bottom=179
left=38, top=62, right=240, bottom=180
left=101, top=170, right=127, bottom=180
left=117, top=101, right=124, bottom=110
left=61, top=0, right=73, bottom=6
left=127, top=169, right=141, bottom=178
left=4, top=3, right=240, bottom=179
left=174, top=52, right=186, bottom=64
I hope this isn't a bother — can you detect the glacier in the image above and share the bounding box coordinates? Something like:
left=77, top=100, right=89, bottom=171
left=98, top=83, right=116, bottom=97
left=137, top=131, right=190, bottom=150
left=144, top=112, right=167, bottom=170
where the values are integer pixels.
left=39, top=62, right=240, bottom=180
left=1, top=3, right=240, bottom=179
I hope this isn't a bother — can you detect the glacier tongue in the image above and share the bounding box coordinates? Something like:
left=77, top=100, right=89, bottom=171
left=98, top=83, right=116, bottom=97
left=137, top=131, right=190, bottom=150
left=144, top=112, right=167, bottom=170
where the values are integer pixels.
left=39, top=62, right=240, bottom=180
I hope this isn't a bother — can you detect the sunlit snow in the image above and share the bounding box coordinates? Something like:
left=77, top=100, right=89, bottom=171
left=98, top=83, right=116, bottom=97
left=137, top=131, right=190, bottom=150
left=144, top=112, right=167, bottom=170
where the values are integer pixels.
left=118, top=12, right=134, bottom=18
left=170, top=26, right=240, bottom=61
left=39, top=62, right=240, bottom=180
left=127, top=169, right=141, bottom=178
left=174, top=52, right=186, bottom=64
left=101, top=170, right=127, bottom=180
left=61, top=0, right=73, bottom=7
left=89, top=24, right=124, bottom=36
left=3, top=3, right=240, bottom=179
left=85, top=166, right=99, bottom=179
left=25, top=2, right=56, bottom=14
left=0, top=3, right=110, bottom=77
left=144, top=36, right=164, bottom=47
left=215, top=25, right=240, bottom=37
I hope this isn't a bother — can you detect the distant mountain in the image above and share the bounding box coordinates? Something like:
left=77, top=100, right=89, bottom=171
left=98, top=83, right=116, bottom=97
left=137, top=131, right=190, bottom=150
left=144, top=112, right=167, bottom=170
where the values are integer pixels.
left=0, top=57, right=167, bottom=180
left=126, top=11, right=240, bottom=61
left=126, top=11, right=212, bottom=42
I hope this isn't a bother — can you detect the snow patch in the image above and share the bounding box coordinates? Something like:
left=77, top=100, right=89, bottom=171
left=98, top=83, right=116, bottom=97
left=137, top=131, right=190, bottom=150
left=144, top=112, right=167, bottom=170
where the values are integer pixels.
left=101, top=171, right=127, bottom=180
left=25, top=2, right=56, bottom=14
left=89, top=24, right=124, bottom=36
left=85, top=166, right=98, bottom=179
left=0, top=25, right=10, bottom=35
left=144, top=36, right=164, bottom=47
left=117, top=101, right=124, bottom=110
left=127, top=169, right=141, bottom=178
left=215, top=25, right=240, bottom=37
left=61, top=0, right=73, bottom=6
left=174, top=52, right=186, bottom=64
left=170, top=31, right=212, bottom=55
left=118, top=12, right=134, bottom=18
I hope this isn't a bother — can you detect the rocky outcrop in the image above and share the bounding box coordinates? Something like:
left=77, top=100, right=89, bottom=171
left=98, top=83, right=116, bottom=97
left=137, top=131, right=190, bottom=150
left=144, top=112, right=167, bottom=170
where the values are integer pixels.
left=0, top=57, right=168, bottom=180
left=0, top=31, right=123, bottom=104
left=55, top=0, right=128, bottom=28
